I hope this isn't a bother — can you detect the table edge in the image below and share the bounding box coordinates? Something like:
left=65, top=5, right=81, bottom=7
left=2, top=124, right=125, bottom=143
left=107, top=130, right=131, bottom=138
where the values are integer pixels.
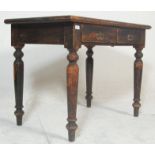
left=4, top=15, right=151, bottom=30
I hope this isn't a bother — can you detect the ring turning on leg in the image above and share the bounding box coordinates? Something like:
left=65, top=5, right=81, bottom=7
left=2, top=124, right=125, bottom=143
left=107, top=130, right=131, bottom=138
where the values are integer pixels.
left=86, top=46, right=94, bottom=107
left=66, top=49, right=79, bottom=141
left=13, top=45, right=24, bottom=125
left=133, top=45, right=144, bottom=117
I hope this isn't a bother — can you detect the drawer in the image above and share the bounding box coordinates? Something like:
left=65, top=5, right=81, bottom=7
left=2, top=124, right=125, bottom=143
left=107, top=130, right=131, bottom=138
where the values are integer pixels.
left=117, top=29, right=144, bottom=44
left=82, top=25, right=117, bottom=44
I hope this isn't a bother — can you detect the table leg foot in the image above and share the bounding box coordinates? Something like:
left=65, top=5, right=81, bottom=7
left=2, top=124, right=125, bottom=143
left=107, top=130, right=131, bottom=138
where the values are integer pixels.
left=15, top=110, right=24, bottom=125
left=133, top=107, right=140, bottom=117
left=66, top=121, right=77, bottom=142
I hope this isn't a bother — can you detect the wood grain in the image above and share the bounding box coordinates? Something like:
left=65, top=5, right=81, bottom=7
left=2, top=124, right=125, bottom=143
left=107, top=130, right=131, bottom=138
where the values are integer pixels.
left=4, top=15, right=151, bottom=142
left=5, top=15, right=151, bottom=29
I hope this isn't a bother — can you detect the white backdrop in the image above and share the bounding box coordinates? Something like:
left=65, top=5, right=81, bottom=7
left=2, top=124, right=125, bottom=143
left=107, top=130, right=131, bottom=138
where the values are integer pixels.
left=0, top=11, right=155, bottom=143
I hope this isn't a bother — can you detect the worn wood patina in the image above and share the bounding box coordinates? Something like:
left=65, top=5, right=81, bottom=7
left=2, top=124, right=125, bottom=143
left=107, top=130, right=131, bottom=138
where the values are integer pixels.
left=5, top=15, right=151, bottom=142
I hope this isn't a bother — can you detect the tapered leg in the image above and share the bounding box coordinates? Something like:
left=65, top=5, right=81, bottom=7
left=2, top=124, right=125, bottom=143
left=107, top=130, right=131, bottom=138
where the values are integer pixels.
left=66, top=49, right=79, bottom=142
left=86, top=46, right=94, bottom=107
left=133, top=45, right=144, bottom=117
left=13, top=45, right=24, bottom=125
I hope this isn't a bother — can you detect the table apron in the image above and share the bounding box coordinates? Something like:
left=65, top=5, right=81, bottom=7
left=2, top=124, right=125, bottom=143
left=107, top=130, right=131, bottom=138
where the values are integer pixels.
left=11, top=24, right=64, bottom=45
left=11, top=23, right=145, bottom=46
left=81, top=24, right=145, bottom=46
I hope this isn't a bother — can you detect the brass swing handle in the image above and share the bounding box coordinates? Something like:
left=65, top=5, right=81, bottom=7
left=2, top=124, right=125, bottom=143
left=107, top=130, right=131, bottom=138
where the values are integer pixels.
left=96, top=32, right=105, bottom=41
left=127, top=34, right=134, bottom=41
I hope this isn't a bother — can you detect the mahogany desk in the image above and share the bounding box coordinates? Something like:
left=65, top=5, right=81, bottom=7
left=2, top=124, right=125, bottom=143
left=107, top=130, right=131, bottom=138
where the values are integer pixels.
left=5, top=16, right=151, bottom=142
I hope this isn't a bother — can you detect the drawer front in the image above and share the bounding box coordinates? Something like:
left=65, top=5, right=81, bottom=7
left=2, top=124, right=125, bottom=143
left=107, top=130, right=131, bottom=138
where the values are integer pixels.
left=117, top=29, right=144, bottom=44
left=82, top=25, right=117, bottom=44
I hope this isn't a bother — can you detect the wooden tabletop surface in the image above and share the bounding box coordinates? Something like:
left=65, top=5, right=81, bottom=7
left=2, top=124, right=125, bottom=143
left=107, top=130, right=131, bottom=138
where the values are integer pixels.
left=4, top=15, right=151, bottom=29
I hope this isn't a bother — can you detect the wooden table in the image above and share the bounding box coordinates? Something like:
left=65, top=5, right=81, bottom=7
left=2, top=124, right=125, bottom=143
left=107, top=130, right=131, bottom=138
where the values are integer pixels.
left=5, top=15, right=151, bottom=142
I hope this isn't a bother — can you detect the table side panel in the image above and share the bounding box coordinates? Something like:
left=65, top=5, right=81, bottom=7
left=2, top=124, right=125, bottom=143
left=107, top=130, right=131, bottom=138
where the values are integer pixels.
left=11, top=24, right=64, bottom=46
left=11, top=23, right=146, bottom=46
left=81, top=24, right=117, bottom=45
left=117, top=28, right=145, bottom=45
left=81, top=24, right=145, bottom=46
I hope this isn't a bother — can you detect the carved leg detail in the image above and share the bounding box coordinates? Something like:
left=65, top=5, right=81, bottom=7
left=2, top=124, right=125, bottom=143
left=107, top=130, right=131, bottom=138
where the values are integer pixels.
left=13, top=45, right=24, bottom=125
left=66, top=49, right=79, bottom=142
left=86, top=46, right=94, bottom=107
left=133, top=45, right=144, bottom=117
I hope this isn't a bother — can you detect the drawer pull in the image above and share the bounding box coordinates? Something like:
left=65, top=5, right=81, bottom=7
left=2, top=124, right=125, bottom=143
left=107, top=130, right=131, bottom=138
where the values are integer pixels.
left=127, top=34, right=134, bottom=41
left=96, top=32, right=104, bottom=41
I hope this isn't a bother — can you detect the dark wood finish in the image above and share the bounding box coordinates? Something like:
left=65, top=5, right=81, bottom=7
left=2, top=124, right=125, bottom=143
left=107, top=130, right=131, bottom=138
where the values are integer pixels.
left=13, top=44, right=24, bottom=125
left=64, top=24, right=81, bottom=141
left=11, top=24, right=64, bottom=45
left=5, top=15, right=151, bottom=29
left=4, top=15, right=151, bottom=142
left=66, top=49, right=79, bottom=142
left=82, top=25, right=117, bottom=44
left=81, top=25, right=146, bottom=46
left=86, top=45, right=94, bottom=107
left=117, top=28, right=145, bottom=45
left=133, top=45, right=144, bottom=117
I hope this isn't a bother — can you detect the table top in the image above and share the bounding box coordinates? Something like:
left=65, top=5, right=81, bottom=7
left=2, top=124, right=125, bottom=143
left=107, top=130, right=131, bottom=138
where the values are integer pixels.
left=5, top=15, right=151, bottom=30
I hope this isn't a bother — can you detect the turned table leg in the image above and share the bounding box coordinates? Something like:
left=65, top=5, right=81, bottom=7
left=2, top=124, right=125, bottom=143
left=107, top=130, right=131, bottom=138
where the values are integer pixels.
left=13, top=45, right=24, bottom=125
left=86, top=46, right=94, bottom=107
left=66, top=48, right=79, bottom=142
left=133, top=45, right=144, bottom=117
